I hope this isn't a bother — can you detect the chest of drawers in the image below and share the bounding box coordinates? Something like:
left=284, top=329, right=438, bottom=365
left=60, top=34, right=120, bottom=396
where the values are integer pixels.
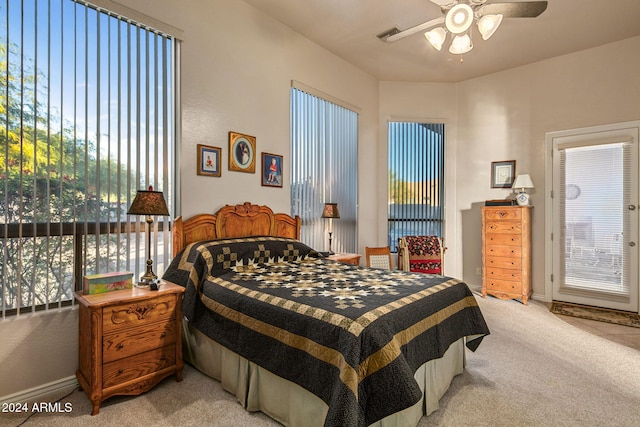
left=75, top=281, right=185, bottom=415
left=481, top=206, right=532, bottom=304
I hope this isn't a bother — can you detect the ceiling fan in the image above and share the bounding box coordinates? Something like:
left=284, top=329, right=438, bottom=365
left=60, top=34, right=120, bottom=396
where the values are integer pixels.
left=378, top=0, right=548, bottom=55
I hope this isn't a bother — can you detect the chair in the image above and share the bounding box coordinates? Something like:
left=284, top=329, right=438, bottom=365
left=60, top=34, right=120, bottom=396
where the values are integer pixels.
left=365, top=246, right=393, bottom=269
left=398, top=236, right=446, bottom=275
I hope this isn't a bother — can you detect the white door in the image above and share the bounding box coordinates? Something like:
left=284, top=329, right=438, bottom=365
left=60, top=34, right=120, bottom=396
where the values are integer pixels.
left=549, top=122, right=639, bottom=312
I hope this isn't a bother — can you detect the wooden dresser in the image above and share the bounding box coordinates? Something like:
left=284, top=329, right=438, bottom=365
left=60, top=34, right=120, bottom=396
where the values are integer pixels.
left=75, top=281, right=185, bottom=415
left=481, top=206, right=532, bottom=304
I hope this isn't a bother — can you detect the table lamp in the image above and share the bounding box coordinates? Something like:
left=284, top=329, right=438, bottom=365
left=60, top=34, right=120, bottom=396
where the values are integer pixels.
left=321, top=202, right=340, bottom=254
left=127, top=186, right=170, bottom=286
left=512, top=174, right=534, bottom=206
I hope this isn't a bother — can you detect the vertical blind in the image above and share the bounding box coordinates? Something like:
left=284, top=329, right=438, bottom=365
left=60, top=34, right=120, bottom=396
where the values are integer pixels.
left=0, top=0, right=176, bottom=317
left=290, top=86, right=358, bottom=253
left=558, top=140, right=630, bottom=298
left=387, top=122, right=444, bottom=252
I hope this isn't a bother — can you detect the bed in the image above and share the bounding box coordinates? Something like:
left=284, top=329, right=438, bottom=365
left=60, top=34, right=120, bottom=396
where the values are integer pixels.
left=164, top=202, right=489, bottom=427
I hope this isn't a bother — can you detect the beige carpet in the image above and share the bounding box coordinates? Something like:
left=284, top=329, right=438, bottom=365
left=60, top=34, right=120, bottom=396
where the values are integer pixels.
left=3, top=293, right=640, bottom=427
left=550, top=301, right=640, bottom=328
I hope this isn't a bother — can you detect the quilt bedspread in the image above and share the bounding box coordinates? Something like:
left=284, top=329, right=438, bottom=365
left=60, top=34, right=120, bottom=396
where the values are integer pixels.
left=163, top=237, right=489, bottom=427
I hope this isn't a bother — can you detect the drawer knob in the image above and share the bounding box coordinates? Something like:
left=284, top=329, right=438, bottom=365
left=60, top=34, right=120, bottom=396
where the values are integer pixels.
left=160, top=332, right=167, bottom=338
left=116, top=343, right=124, bottom=350
left=117, top=369, right=124, bottom=375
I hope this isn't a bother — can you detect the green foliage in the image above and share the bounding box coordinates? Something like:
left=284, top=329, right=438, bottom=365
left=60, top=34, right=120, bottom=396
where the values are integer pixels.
left=0, top=41, right=134, bottom=311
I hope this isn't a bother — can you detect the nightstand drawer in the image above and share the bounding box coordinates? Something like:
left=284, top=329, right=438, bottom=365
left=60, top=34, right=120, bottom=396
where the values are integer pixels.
left=485, top=244, right=521, bottom=258
left=103, top=319, right=177, bottom=363
left=103, top=294, right=176, bottom=332
left=486, top=255, right=522, bottom=270
left=103, top=345, right=176, bottom=388
left=485, top=233, right=521, bottom=246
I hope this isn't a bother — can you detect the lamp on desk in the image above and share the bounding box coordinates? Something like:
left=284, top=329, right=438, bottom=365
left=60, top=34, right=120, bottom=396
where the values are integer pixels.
left=127, top=186, right=170, bottom=287
left=512, top=174, right=534, bottom=206
left=321, top=202, right=340, bottom=254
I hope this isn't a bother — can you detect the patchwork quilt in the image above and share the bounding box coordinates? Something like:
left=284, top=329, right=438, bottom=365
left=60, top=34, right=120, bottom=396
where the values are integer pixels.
left=163, top=237, right=489, bottom=427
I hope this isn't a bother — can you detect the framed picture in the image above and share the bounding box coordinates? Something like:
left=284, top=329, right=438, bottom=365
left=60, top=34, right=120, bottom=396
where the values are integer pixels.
left=197, top=144, right=221, bottom=177
left=261, top=152, right=283, bottom=188
left=229, top=131, right=256, bottom=173
left=491, top=160, right=516, bottom=188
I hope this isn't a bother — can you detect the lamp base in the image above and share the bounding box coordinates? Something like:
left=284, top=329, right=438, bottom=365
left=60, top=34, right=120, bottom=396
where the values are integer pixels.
left=516, top=191, right=530, bottom=206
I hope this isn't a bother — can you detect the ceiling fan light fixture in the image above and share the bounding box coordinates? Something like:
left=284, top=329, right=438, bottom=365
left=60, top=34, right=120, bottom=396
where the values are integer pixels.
left=425, top=27, right=447, bottom=50
left=445, top=3, right=474, bottom=34
left=477, top=14, right=503, bottom=40
left=449, top=33, right=473, bottom=54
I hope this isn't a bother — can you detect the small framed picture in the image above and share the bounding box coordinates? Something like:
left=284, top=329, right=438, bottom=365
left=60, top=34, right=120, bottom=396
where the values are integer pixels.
left=229, top=131, right=256, bottom=173
left=491, top=160, right=516, bottom=188
left=261, top=153, right=283, bottom=188
left=197, top=144, right=221, bottom=177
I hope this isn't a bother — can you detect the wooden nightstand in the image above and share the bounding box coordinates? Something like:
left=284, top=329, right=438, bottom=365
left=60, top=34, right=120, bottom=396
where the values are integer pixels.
left=328, top=252, right=361, bottom=266
left=75, top=281, right=185, bottom=415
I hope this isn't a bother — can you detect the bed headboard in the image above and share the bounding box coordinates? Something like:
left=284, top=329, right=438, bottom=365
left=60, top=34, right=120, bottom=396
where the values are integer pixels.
left=171, top=202, right=302, bottom=257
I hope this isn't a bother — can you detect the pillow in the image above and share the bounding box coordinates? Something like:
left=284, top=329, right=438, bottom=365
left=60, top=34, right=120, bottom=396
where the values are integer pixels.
left=163, top=237, right=318, bottom=286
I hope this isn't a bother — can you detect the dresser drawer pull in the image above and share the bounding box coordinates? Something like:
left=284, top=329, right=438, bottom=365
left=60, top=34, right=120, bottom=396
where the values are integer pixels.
left=116, top=343, right=124, bottom=350
left=117, top=369, right=124, bottom=375
left=160, top=332, right=166, bottom=338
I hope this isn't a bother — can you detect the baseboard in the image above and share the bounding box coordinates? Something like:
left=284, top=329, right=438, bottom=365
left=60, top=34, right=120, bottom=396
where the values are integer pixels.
left=0, top=376, right=78, bottom=405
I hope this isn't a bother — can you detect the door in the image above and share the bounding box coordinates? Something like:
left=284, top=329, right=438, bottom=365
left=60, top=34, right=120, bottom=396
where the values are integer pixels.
left=549, top=122, right=639, bottom=312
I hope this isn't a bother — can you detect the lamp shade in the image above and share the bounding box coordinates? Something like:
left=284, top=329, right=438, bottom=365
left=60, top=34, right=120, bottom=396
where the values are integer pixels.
left=512, top=174, right=534, bottom=190
left=127, top=186, right=170, bottom=216
left=321, top=203, right=340, bottom=219
left=449, top=33, right=473, bottom=54
left=477, top=14, right=503, bottom=40
left=425, top=27, right=447, bottom=51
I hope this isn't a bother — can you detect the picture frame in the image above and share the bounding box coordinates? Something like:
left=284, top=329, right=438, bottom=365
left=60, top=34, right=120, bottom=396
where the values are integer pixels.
left=491, top=160, right=516, bottom=188
left=197, top=144, right=221, bottom=177
left=261, top=152, right=283, bottom=188
left=228, top=131, right=256, bottom=173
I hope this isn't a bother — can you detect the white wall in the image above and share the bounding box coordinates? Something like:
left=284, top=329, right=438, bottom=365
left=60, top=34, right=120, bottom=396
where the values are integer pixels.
left=0, top=0, right=379, bottom=400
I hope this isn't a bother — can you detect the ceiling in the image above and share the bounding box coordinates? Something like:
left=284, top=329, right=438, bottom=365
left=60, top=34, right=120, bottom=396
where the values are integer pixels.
left=242, top=0, right=640, bottom=83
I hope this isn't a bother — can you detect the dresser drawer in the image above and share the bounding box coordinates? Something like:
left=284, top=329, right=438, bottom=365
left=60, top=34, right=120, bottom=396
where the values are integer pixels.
left=485, top=221, right=522, bottom=234
left=486, top=267, right=522, bottom=282
left=485, top=278, right=521, bottom=293
left=103, top=294, right=176, bottom=332
left=483, top=208, right=521, bottom=221
left=485, top=233, right=521, bottom=246
left=103, top=345, right=176, bottom=388
left=485, top=244, right=521, bottom=258
left=486, top=255, right=522, bottom=270
left=103, top=319, right=177, bottom=363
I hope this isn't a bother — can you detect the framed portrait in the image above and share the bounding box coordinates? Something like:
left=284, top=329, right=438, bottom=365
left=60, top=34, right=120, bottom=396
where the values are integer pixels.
left=491, top=160, right=516, bottom=188
left=261, top=152, right=283, bottom=188
left=197, top=144, right=221, bottom=177
left=229, top=131, right=256, bottom=173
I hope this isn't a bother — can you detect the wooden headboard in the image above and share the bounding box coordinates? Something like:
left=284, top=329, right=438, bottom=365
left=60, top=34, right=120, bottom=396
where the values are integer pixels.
left=172, top=202, right=302, bottom=257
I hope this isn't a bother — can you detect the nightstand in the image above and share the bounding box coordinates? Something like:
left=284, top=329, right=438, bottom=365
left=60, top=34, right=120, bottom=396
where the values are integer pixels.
left=328, top=252, right=361, bottom=266
left=75, top=281, right=185, bottom=415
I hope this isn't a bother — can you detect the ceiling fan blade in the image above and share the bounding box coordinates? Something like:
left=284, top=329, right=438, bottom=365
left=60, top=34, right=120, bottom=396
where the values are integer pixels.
left=480, top=1, right=548, bottom=18
left=428, top=0, right=455, bottom=6
left=383, top=17, right=445, bottom=42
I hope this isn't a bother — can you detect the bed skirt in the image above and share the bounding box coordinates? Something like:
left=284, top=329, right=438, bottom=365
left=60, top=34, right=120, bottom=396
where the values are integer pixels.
left=182, top=321, right=466, bottom=427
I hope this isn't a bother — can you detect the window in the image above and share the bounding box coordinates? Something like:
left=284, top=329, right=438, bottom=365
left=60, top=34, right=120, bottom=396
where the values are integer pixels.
left=290, top=84, right=358, bottom=253
left=0, top=0, right=177, bottom=317
left=388, top=122, right=444, bottom=252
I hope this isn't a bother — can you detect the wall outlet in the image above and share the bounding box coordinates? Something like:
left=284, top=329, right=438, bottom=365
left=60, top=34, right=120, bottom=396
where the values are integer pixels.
left=476, top=267, right=482, bottom=276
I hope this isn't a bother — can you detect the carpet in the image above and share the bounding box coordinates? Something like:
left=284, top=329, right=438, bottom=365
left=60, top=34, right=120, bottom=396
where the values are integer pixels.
left=550, top=301, right=640, bottom=328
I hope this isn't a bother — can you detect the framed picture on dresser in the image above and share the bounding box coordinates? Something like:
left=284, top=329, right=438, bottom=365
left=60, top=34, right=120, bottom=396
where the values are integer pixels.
left=491, top=160, right=516, bottom=188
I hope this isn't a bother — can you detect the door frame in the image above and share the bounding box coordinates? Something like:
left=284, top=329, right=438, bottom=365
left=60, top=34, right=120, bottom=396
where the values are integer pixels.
left=544, top=120, right=640, bottom=312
